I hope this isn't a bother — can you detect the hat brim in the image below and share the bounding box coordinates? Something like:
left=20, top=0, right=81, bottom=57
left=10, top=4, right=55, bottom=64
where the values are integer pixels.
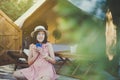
left=31, top=30, right=48, bottom=37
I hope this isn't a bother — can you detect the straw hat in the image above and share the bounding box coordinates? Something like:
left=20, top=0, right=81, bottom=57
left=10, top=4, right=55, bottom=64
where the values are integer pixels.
left=31, top=25, right=48, bottom=37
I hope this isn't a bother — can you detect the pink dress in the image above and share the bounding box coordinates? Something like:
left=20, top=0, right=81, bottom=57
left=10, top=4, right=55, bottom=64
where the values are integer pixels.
left=20, top=43, right=57, bottom=80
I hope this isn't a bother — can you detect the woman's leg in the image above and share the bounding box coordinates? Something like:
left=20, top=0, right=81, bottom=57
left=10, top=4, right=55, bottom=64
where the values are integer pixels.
left=13, top=70, right=27, bottom=80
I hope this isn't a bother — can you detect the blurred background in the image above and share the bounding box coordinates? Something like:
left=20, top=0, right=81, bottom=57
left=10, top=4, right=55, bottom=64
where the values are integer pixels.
left=1, top=0, right=120, bottom=80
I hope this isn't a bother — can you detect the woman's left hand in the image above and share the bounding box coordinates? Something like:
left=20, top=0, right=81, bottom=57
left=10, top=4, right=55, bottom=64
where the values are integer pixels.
left=44, top=56, right=50, bottom=61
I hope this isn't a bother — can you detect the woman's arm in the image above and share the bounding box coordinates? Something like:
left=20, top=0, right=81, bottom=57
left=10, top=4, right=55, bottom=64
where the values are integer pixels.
left=28, top=44, right=38, bottom=65
left=44, top=43, right=56, bottom=64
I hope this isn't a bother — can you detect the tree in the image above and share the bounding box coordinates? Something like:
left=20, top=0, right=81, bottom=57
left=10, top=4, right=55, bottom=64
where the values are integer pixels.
left=106, top=0, right=120, bottom=77
left=54, top=0, right=106, bottom=79
left=0, top=0, right=34, bottom=21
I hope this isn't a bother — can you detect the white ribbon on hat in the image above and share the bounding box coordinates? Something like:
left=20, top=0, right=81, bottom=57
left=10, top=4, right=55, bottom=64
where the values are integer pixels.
left=34, top=25, right=46, bottom=31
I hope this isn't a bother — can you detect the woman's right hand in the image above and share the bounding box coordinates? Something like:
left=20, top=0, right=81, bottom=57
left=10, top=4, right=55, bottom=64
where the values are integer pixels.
left=30, top=44, right=36, bottom=50
left=36, top=47, right=42, bottom=53
left=30, top=44, right=39, bottom=53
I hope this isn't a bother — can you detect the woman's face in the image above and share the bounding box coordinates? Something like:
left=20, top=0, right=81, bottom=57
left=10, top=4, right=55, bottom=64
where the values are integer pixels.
left=36, top=31, right=45, bottom=43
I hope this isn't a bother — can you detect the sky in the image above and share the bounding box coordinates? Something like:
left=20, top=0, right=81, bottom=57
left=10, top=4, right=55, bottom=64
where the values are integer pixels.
left=68, top=0, right=106, bottom=20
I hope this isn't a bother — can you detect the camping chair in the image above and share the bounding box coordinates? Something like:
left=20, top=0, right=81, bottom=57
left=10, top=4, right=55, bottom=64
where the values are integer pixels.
left=7, top=50, right=28, bottom=70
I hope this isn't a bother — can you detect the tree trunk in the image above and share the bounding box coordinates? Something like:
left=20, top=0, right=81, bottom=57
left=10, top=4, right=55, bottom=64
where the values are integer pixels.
left=106, top=10, right=117, bottom=61
left=105, top=9, right=119, bottom=77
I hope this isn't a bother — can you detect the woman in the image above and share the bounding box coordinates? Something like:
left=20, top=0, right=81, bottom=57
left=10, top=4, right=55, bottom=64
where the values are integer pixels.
left=13, top=25, right=57, bottom=80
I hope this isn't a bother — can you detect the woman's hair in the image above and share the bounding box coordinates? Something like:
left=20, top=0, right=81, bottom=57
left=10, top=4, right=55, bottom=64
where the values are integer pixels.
left=32, top=30, right=48, bottom=44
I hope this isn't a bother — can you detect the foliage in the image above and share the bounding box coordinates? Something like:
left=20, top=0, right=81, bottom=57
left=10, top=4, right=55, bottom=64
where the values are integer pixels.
left=54, top=0, right=107, bottom=79
left=0, top=0, right=34, bottom=21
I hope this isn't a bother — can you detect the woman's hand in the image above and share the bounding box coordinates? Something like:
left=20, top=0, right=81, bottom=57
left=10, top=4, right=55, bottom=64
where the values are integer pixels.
left=30, top=44, right=42, bottom=53
left=44, top=56, right=50, bottom=60
left=36, top=47, right=42, bottom=53
left=30, top=44, right=37, bottom=52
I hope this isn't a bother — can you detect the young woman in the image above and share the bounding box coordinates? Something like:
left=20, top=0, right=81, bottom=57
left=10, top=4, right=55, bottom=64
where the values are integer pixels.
left=13, top=25, right=57, bottom=80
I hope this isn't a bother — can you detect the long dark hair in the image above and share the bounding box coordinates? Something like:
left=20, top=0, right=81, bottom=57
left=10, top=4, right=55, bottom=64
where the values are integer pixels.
left=32, top=30, right=48, bottom=44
